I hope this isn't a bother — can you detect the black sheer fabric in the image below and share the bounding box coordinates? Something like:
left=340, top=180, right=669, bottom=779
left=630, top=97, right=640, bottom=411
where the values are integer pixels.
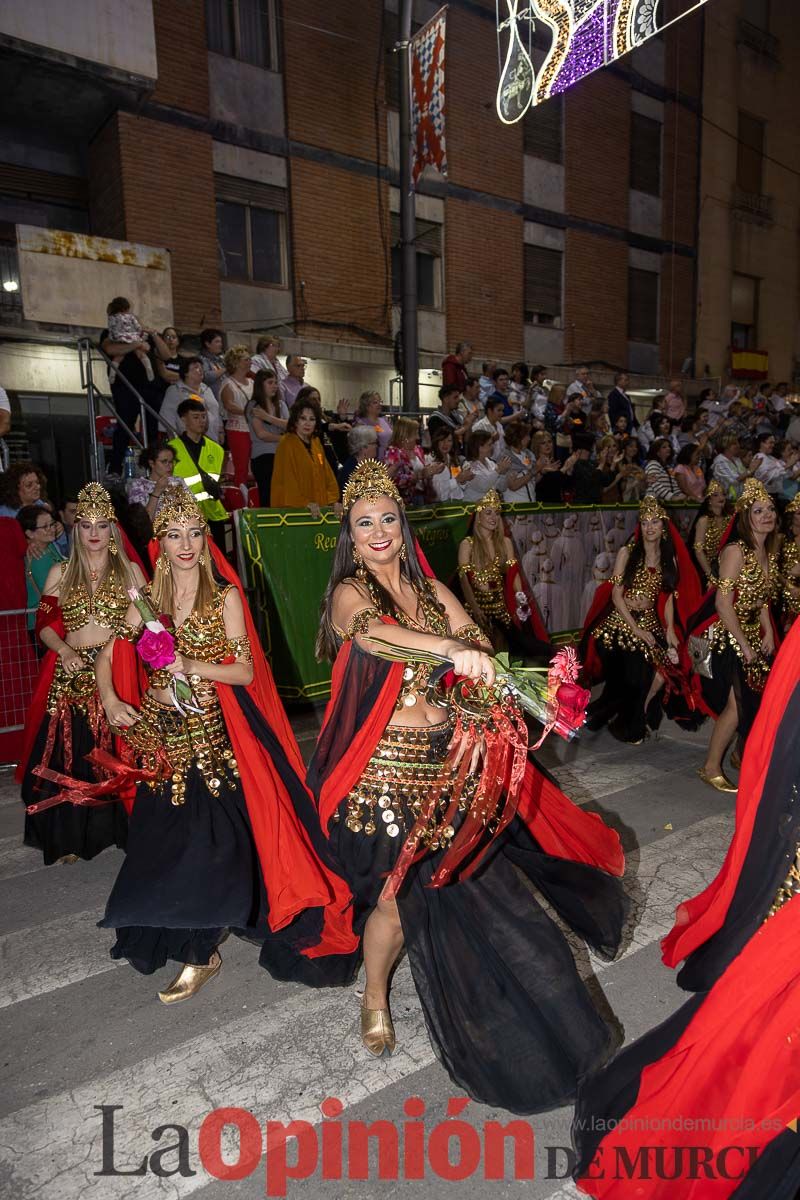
left=730, top=1129, right=800, bottom=1200
left=306, top=646, right=392, bottom=800
left=586, top=643, right=656, bottom=743
left=677, top=681, right=800, bottom=992
left=22, top=708, right=127, bottom=864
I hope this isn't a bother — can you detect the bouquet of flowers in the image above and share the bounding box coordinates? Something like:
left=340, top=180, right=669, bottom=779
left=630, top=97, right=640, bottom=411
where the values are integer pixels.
left=363, top=635, right=589, bottom=749
left=127, top=588, right=202, bottom=714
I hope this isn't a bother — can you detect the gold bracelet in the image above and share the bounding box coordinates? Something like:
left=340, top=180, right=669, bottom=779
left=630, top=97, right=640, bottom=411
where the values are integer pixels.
left=344, top=607, right=380, bottom=641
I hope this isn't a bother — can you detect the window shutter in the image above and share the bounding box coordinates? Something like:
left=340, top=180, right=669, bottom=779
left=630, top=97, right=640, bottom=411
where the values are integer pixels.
left=524, top=244, right=562, bottom=321
left=628, top=268, right=659, bottom=342
left=390, top=213, right=440, bottom=255
left=0, top=163, right=86, bottom=207
left=214, top=174, right=287, bottom=211
left=523, top=94, right=563, bottom=164
left=736, top=112, right=765, bottom=194
left=630, top=112, right=662, bottom=196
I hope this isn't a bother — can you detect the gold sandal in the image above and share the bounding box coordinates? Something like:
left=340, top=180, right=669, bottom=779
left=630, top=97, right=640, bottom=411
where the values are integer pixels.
left=696, top=767, right=737, bottom=794
left=158, top=950, right=222, bottom=1004
left=360, top=997, right=396, bottom=1057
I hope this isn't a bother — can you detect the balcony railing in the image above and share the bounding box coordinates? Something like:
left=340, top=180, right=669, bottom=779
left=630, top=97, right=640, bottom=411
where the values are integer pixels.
left=732, top=187, right=774, bottom=226
left=736, top=18, right=780, bottom=64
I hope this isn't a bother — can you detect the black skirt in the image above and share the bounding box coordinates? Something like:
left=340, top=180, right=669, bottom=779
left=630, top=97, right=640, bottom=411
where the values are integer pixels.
left=328, top=726, right=627, bottom=1115
left=22, top=705, right=128, bottom=866
left=700, top=636, right=764, bottom=740
left=99, top=763, right=265, bottom=974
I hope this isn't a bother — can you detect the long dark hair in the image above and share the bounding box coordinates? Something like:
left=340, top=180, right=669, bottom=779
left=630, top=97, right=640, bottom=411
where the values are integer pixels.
left=251, top=368, right=279, bottom=417
left=622, top=527, right=678, bottom=593
left=316, top=502, right=438, bottom=662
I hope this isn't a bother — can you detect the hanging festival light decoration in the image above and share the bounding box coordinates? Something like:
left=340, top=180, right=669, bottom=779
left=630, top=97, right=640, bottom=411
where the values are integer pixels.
left=496, top=0, right=711, bottom=122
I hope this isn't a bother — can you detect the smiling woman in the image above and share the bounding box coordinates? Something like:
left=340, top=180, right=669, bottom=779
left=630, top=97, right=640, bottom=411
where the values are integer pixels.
left=261, top=460, right=630, bottom=1117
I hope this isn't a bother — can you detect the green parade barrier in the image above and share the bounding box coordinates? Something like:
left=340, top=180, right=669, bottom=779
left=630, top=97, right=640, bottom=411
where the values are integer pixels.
left=238, top=500, right=699, bottom=703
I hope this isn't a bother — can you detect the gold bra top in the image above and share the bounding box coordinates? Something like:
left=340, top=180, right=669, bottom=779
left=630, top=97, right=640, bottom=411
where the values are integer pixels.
left=702, top=517, right=726, bottom=561
left=170, top=584, right=237, bottom=664
left=61, top=568, right=131, bottom=635
left=616, top=560, right=662, bottom=608
left=780, top=538, right=800, bottom=575
left=458, top=540, right=516, bottom=592
left=719, top=545, right=776, bottom=618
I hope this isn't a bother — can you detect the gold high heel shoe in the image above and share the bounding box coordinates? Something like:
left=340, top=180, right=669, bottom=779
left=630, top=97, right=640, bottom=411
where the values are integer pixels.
left=158, top=950, right=221, bottom=1004
left=696, top=767, right=737, bottom=794
left=360, top=998, right=396, bottom=1057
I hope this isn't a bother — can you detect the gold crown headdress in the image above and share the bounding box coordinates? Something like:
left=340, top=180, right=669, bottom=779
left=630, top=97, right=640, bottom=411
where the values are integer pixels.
left=342, top=460, right=402, bottom=514
left=152, top=488, right=208, bottom=538
left=639, top=495, right=667, bottom=522
left=735, top=477, right=771, bottom=513
left=75, top=483, right=116, bottom=523
left=475, top=489, right=502, bottom=514
left=786, top=492, right=800, bottom=515
left=705, top=480, right=725, bottom=499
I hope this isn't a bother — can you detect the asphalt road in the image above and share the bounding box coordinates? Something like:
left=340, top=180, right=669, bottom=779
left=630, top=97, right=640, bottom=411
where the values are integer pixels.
left=0, top=713, right=737, bottom=1200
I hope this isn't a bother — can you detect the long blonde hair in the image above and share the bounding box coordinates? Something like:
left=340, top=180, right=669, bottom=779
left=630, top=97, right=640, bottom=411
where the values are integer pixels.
left=471, top=508, right=507, bottom=569
left=389, top=416, right=419, bottom=450
left=150, top=530, right=219, bottom=618
left=59, top=524, right=136, bottom=600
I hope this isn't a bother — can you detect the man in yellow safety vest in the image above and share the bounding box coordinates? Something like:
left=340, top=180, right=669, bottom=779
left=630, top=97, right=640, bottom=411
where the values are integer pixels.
left=168, top=397, right=228, bottom=533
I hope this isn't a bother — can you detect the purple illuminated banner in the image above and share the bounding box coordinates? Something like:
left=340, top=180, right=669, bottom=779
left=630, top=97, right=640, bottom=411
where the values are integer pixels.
left=496, top=0, right=709, bottom=123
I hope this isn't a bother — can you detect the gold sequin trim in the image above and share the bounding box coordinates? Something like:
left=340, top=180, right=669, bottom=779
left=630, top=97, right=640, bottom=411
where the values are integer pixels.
left=344, top=607, right=379, bottom=641
left=227, top=634, right=252, bottom=662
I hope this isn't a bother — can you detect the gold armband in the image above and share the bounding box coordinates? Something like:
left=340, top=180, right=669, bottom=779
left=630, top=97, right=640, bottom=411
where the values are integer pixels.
left=345, top=607, right=380, bottom=640
left=457, top=563, right=471, bottom=578
left=609, top=574, right=624, bottom=586
left=227, top=635, right=252, bottom=662
left=717, top=577, right=736, bottom=595
left=693, top=542, right=704, bottom=553
left=452, top=622, right=484, bottom=645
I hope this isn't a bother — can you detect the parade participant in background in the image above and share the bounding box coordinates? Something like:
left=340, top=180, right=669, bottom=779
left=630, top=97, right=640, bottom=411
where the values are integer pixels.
left=457, top=490, right=551, bottom=661
left=779, top=493, right=800, bottom=628
left=16, top=485, right=146, bottom=865
left=300, top=461, right=627, bottom=1114
left=689, top=480, right=729, bottom=585
left=689, top=478, right=779, bottom=793
left=574, top=620, right=800, bottom=1200
left=581, top=497, right=702, bottom=745
left=270, top=401, right=341, bottom=515
left=94, top=490, right=357, bottom=1002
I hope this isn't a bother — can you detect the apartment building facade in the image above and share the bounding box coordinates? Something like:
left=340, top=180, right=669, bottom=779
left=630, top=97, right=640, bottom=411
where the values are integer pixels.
left=1, top=0, right=792, bottom=491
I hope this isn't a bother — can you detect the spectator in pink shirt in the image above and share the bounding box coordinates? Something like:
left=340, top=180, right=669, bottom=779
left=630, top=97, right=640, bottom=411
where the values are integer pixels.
left=663, top=379, right=686, bottom=424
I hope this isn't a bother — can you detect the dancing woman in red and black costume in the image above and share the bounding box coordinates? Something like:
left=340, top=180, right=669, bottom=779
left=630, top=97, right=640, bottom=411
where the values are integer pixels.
left=580, top=496, right=702, bottom=744
left=572, top=617, right=800, bottom=1199
left=93, top=488, right=358, bottom=1003
left=295, top=460, right=629, bottom=1116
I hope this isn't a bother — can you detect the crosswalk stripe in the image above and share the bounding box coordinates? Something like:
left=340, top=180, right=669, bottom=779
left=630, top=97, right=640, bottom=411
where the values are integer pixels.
left=0, top=812, right=732, bottom=1199
left=0, top=911, right=122, bottom=1009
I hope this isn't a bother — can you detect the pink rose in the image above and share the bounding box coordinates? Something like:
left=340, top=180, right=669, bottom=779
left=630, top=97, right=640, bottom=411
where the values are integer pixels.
left=136, top=629, right=176, bottom=670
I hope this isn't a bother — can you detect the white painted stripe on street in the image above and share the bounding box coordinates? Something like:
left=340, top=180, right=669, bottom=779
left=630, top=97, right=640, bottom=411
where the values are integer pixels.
left=0, top=911, right=122, bottom=1009
left=0, top=812, right=732, bottom=1199
left=0, top=838, right=43, bottom=882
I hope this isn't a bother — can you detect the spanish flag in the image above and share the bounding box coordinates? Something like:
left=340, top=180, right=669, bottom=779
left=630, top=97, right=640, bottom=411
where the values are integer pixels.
left=730, top=348, right=769, bottom=379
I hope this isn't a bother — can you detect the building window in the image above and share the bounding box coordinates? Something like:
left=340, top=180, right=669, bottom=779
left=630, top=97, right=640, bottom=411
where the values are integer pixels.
left=206, top=0, right=277, bottom=71
left=628, top=268, right=659, bottom=342
left=390, top=214, right=442, bottom=309
left=630, top=111, right=662, bottom=197
left=215, top=175, right=287, bottom=286
left=524, top=244, right=562, bottom=325
left=523, top=94, right=563, bottom=164
left=737, top=111, right=765, bottom=195
left=731, top=273, right=759, bottom=350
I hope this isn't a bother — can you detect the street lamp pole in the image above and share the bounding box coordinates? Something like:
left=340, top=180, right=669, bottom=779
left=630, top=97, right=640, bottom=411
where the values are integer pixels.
left=398, top=0, right=419, bottom=412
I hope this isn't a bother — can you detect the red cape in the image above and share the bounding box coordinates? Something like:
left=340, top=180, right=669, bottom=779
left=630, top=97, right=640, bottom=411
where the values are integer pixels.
left=661, top=615, right=800, bottom=968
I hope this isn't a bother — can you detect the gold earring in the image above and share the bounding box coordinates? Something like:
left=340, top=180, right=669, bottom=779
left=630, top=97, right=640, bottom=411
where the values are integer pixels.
left=156, top=553, right=168, bottom=573
left=399, top=542, right=407, bottom=562
left=353, top=549, right=367, bottom=581
left=108, top=538, right=118, bottom=556
left=199, top=549, right=209, bottom=566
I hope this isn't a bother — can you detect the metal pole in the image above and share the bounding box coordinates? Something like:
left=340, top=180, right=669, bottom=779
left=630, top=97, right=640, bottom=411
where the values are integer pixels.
left=398, top=0, right=419, bottom=412
left=80, top=339, right=102, bottom=483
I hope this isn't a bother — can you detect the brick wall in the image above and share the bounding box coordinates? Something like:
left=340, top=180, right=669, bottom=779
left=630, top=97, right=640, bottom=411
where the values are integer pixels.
left=660, top=252, right=694, bottom=376
left=150, top=0, right=210, bottom=117
left=444, top=198, right=523, bottom=361
left=281, top=0, right=383, bottom=160
left=288, top=157, right=391, bottom=344
left=87, top=113, right=220, bottom=329
left=564, top=230, right=628, bottom=365
left=661, top=100, right=700, bottom=250
left=564, top=71, right=631, bottom=228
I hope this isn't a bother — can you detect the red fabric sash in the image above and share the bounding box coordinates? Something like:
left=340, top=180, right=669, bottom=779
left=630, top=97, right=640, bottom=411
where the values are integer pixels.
left=578, top=895, right=800, bottom=1199
left=503, top=562, right=552, bottom=647
left=14, top=650, right=57, bottom=784
left=661, top=616, right=800, bottom=968
left=318, top=640, right=625, bottom=879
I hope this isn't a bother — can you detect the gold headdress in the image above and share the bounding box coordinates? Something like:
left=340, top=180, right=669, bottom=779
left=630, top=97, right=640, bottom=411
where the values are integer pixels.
left=705, top=480, right=725, bottom=499
left=475, top=489, right=502, bottom=514
left=786, top=492, right=800, bottom=514
left=735, top=477, right=771, bottom=513
left=342, top=460, right=402, bottom=514
left=152, top=487, right=208, bottom=538
left=75, top=483, right=116, bottom=523
left=639, top=495, right=667, bottom=522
